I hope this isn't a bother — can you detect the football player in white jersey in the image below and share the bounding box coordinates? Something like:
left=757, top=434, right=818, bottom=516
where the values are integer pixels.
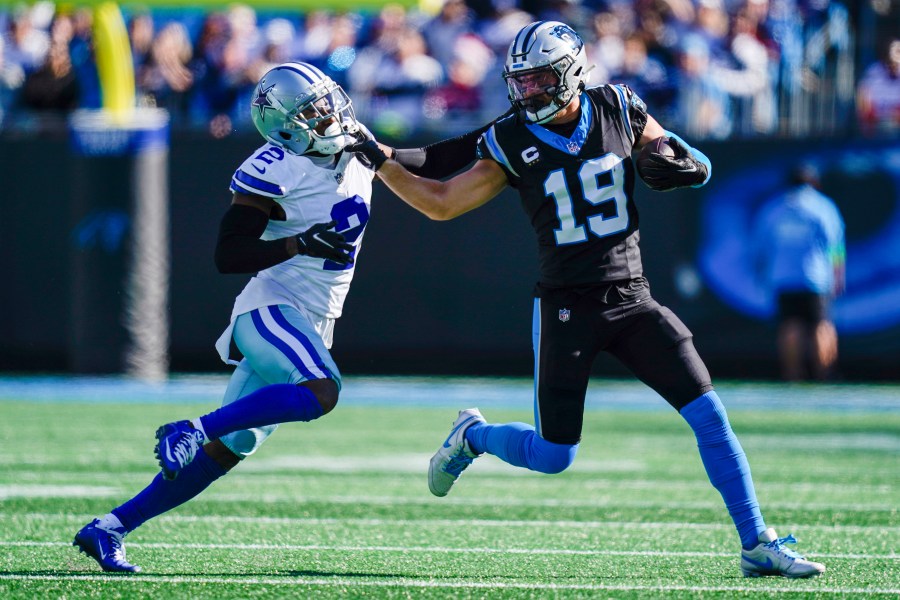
left=73, top=62, right=375, bottom=573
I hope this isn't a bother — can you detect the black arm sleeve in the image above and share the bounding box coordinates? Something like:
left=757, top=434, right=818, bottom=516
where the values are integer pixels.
left=214, top=204, right=293, bottom=274
left=397, top=108, right=514, bottom=179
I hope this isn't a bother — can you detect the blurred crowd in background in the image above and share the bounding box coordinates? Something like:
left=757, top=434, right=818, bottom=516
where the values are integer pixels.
left=1, top=0, right=898, bottom=140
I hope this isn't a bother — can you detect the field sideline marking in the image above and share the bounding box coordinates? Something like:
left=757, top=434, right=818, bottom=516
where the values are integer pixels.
left=0, top=573, right=897, bottom=595
left=3, top=540, right=895, bottom=560
left=8, top=512, right=900, bottom=534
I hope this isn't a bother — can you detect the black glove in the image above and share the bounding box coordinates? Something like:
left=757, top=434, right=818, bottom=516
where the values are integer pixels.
left=347, top=140, right=390, bottom=171
left=295, top=221, right=354, bottom=265
left=637, top=137, right=709, bottom=192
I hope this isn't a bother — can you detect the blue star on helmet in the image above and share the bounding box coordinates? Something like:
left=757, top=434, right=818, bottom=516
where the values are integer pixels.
left=253, top=83, right=277, bottom=121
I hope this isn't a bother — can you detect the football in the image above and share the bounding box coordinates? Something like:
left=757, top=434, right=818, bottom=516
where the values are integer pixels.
left=638, top=136, right=676, bottom=162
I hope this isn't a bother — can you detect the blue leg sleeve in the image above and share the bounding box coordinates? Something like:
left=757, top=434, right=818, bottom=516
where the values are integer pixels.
left=466, top=421, right=578, bottom=474
left=113, top=447, right=226, bottom=532
left=680, top=391, right=766, bottom=548
left=199, top=383, right=324, bottom=441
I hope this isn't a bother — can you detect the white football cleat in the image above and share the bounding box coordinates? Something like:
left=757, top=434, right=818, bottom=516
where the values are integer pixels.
left=428, top=408, right=485, bottom=497
left=741, top=528, right=826, bottom=578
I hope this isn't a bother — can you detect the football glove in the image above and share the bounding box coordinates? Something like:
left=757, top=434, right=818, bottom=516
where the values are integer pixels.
left=637, top=137, right=709, bottom=192
left=347, top=140, right=389, bottom=172
left=295, top=221, right=354, bottom=265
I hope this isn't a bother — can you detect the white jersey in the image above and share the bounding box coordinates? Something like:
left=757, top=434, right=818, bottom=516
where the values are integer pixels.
left=215, top=143, right=374, bottom=363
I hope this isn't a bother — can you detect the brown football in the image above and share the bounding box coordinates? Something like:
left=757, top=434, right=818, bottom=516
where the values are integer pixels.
left=640, top=136, right=675, bottom=160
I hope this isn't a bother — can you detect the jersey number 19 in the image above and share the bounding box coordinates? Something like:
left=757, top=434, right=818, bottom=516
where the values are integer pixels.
left=544, top=154, right=629, bottom=246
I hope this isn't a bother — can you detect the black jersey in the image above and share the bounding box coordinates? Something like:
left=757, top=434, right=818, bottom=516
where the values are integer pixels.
left=476, top=85, right=649, bottom=287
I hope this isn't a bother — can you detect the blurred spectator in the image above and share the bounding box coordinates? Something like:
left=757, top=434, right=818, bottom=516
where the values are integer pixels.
left=857, top=37, right=900, bottom=135
left=68, top=7, right=99, bottom=109
left=423, top=33, right=493, bottom=126
left=0, top=0, right=870, bottom=139
left=752, top=164, right=845, bottom=381
left=423, top=0, right=474, bottom=67
left=608, top=32, right=676, bottom=121
left=305, top=13, right=361, bottom=89
left=0, top=36, right=26, bottom=124
left=586, top=11, right=625, bottom=84
left=728, top=5, right=777, bottom=134
left=129, top=12, right=155, bottom=73
left=673, top=34, right=733, bottom=138
left=2, top=4, right=50, bottom=75
left=138, top=22, right=194, bottom=116
left=20, top=35, right=78, bottom=111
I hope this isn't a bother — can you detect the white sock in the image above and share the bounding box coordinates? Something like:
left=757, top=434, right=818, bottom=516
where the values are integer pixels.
left=97, top=513, right=124, bottom=532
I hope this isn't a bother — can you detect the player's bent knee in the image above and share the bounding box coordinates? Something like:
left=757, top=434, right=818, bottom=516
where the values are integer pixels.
left=219, top=424, right=278, bottom=459
left=529, top=436, right=578, bottom=474
left=300, top=378, right=339, bottom=414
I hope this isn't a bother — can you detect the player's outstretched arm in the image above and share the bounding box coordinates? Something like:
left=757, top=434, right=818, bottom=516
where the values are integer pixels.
left=215, top=193, right=353, bottom=273
left=366, top=109, right=512, bottom=180
left=635, top=115, right=712, bottom=192
left=351, top=141, right=508, bottom=220
left=381, top=158, right=508, bottom=221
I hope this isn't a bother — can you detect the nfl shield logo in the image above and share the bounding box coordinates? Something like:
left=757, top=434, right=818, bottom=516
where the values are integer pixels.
left=559, top=308, right=571, bottom=322
left=567, top=141, right=579, bottom=154
left=334, top=172, right=344, bottom=184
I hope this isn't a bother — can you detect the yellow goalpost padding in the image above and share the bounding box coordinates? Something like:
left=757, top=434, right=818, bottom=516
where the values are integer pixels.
left=93, top=2, right=135, bottom=117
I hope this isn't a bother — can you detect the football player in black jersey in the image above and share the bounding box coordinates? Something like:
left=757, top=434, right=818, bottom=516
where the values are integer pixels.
left=352, top=21, right=824, bottom=579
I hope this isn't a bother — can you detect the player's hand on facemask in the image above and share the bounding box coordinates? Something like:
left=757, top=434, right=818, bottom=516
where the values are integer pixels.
left=295, top=221, right=354, bottom=265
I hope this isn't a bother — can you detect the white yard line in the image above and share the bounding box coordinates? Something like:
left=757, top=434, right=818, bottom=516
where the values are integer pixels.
left=8, top=512, right=900, bottom=534
left=0, top=573, right=897, bottom=595
left=0, top=484, right=895, bottom=512
left=3, top=540, right=896, bottom=560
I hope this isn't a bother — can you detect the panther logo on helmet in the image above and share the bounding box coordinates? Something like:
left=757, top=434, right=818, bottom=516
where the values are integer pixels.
left=250, top=62, right=360, bottom=156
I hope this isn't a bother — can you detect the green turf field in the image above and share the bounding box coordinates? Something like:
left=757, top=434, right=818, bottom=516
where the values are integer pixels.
left=0, top=377, right=897, bottom=598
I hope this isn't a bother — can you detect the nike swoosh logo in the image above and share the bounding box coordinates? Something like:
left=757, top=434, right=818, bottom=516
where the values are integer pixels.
left=312, top=232, right=333, bottom=249
left=679, top=165, right=697, bottom=173
left=165, top=439, right=175, bottom=463
left=442, top=417, right=475, bottom=448
left=252, top=164, right=266, bottom=174
left=743, top=555, right=774, bottom=570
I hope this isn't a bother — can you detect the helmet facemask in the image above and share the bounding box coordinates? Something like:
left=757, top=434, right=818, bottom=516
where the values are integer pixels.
left=289, top=82, right=359, bottom=155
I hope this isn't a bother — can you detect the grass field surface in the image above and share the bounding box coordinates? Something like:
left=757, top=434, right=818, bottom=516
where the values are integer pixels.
left=0, top=376, right=897, bottom=598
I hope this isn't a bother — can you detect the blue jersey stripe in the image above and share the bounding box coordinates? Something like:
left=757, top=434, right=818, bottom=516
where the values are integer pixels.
left=267, top=306, right=334, bottom=380
left=250, top=310, right=318, bottom=381
left=232, top=169, right=285, bottom=197
left=611, top=85, right=633, bottom=142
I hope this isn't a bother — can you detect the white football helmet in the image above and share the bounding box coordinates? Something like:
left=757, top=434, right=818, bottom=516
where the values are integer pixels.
left=250, top=62, right=360, bottom=155
left=504, top=21, right=590, bottom=124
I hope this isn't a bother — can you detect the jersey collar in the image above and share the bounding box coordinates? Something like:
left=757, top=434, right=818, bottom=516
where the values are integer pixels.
left=525, top=93, right=592, bottom=156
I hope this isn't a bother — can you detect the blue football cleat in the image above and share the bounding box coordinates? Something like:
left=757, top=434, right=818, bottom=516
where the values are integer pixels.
left=73, top=519, right=141, bottom=573
left=428, top=408, right=485, bottom=497
left=154, top=420, right=207, bottom=480
left=741, top=528, right=826, bottom=578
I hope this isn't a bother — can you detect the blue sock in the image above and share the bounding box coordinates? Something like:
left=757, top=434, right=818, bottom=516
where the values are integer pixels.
left=466, top=421, right=578, bottom=474
left=112, top=447, right=227, bottom=532
left=680, top=391, right=766, bottom=549
left=199, top=383, right=324, bottom=441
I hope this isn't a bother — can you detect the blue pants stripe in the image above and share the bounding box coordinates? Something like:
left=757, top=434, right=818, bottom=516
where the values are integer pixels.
left=250, top=309, right=319, bottom=381
left=267, top=306, right=333, bottom=380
